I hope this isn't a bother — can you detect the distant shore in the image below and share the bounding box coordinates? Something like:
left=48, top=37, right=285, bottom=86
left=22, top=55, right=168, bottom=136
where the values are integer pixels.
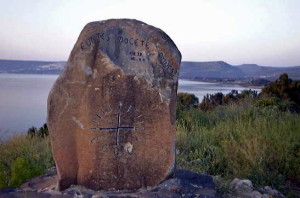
left=181, top=78, right=264, bottom=89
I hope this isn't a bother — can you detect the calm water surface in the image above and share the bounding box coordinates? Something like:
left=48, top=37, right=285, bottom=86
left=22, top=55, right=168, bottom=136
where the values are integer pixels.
left=0, top=74, right=57, bottom=138
left=0, top=74, right=260, bottom=138
left=178, top=79, right=261, bottom=101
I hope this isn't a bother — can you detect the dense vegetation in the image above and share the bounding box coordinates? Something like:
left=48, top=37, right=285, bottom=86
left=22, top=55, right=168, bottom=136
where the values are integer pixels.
left=0, top=125, right=53, bottom=188
left=177, top=74, right=300, bottom=195
left=0, top=73, right=299, bottom=196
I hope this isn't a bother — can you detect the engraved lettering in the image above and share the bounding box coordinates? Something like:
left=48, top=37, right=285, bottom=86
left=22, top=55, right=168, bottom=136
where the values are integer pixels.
left=129, top=38, right=134, bottom=45
left=134, top=39, right=139, bottom=46
left=100, top=33, right=105, bottom=40
left=81, top=42, right=86, bottom=50
left=81, top=32, right=151, bottom=54
left=158, top=52, right=178, bottom=78
left=86, top=40, right=91, bottom=46
left=95, top=33, right=101, bottom=40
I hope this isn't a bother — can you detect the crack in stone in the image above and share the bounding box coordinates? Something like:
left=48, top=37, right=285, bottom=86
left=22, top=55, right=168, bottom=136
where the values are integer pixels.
left=72, top=116, right=84, bottom=129
left=59, top=88, right=70, bottom=118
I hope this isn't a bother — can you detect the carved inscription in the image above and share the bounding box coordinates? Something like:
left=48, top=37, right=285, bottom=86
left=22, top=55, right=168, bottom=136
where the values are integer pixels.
left=81, top=32, right=110, bottom=50
left=118, top=36, right=150, bottom=49
left=158, top=53, right=178, bottom=77
left=89, top=102, right=145, bottom=157
left=81, top=31, right=178, bottom=78
left=129, top=51, right=146, bottom=62
left=81, top=32, right=150, bottom=50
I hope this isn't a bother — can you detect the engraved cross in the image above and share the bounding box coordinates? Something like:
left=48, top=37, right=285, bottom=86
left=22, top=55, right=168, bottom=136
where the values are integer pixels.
left=90, top=103, right=135, bottom=155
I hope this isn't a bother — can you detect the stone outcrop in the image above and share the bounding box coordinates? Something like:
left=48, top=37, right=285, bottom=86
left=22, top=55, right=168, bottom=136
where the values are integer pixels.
left=0, top=169, right=219, bottom=198
left=47, top=19, right=181, bottom=190
left=225, top=178, right=286, bottom=198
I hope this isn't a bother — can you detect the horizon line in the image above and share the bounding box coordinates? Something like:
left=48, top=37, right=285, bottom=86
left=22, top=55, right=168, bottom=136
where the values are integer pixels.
left=0, top=58, right=300, bottom=67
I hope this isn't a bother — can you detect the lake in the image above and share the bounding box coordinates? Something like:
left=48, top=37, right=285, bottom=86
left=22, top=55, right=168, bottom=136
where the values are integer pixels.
left=0, top=74, right=58, bottom=138
left=0, top=74, right=260, bottom=139
left=178, top=79, right=261, bottom=101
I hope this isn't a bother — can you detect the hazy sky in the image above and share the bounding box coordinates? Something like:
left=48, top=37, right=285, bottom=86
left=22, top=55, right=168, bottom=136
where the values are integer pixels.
left=0, top=0, right=300, bottom=66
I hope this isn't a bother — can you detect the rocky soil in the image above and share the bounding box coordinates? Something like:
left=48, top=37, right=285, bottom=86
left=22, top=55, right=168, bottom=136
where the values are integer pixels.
left=223, top=178, right=286, bottom=198
left=0, top=168, right=287, bottom=198
left=0, top=169, right=219, bottom=198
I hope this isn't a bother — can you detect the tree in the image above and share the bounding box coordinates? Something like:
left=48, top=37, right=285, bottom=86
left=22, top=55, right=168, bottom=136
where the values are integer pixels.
left=259, top=73, right=300, bottom=112
left=27, top=126, right=38, bottom=137
left=177, top=93, right=199, bottom=111
left=261, top=73, right=300, bottom=105
left=199, top=89, right=258, bottom=111
left=27, top=124, right=49, bottom=138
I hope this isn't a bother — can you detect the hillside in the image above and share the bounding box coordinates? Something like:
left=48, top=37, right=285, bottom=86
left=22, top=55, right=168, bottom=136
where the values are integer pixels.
left=180, top=61, right=244, bottom=79
left=0, top=59, right=64, bottom=74
left=180, top=61, right=300, bottom=81
left=1, top=59, right=300, bottom=81
left=237, top=64, right=300, bottom=80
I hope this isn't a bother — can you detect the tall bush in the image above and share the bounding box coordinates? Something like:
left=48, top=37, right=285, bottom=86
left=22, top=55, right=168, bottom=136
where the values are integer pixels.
left=0, top=133, right=53, bottom=189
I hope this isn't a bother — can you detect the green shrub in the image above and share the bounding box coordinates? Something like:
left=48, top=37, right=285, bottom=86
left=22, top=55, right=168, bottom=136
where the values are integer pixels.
left=255, top=97, right=300, bottom=112
left=10, top=157, right=32, bottom=187
left=177, top=92, right=199, bottom=110
left=177, top=93, right=199, bottom=119
left=0, top=134, right=53, bottom=189
left=0, top=163, right=9, bottom=189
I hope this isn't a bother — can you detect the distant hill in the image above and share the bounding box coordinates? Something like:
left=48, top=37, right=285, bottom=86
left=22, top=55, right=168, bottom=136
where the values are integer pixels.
left=180, top=61, right=300, bottom=81
left=180, top=61, right=244, bottom=79
left=1, top=59, right=300, bottom=81
left=0, top=59, right=65, bottom=74
left=236, top=64, right=300, bottom=80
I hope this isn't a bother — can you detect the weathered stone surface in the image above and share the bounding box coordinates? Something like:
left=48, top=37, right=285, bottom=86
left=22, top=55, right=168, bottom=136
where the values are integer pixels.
left=47, top=19, right=181, bottom=190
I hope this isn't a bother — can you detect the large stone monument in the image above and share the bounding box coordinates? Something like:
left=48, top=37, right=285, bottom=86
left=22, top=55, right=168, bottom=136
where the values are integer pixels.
left=48, top=19, right=181, bottom=191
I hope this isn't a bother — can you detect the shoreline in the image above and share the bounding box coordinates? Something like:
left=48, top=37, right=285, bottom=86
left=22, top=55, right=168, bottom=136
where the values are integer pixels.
left=181, top=78, right=264, bottom=89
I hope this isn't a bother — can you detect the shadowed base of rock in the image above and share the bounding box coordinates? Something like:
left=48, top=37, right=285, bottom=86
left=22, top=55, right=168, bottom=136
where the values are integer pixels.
left=0, top=168, right=219, bottom=198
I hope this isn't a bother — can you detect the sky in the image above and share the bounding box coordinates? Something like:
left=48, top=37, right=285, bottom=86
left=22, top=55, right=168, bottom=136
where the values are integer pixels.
left=0, top=0, right=300, bottom=66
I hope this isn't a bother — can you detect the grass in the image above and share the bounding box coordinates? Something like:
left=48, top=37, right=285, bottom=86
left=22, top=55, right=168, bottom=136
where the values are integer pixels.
left=0, top=134, right=53, bottom=188
left=176, top=99, right=300, bottom=193
left=0, top=98, right=299, bottom=196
